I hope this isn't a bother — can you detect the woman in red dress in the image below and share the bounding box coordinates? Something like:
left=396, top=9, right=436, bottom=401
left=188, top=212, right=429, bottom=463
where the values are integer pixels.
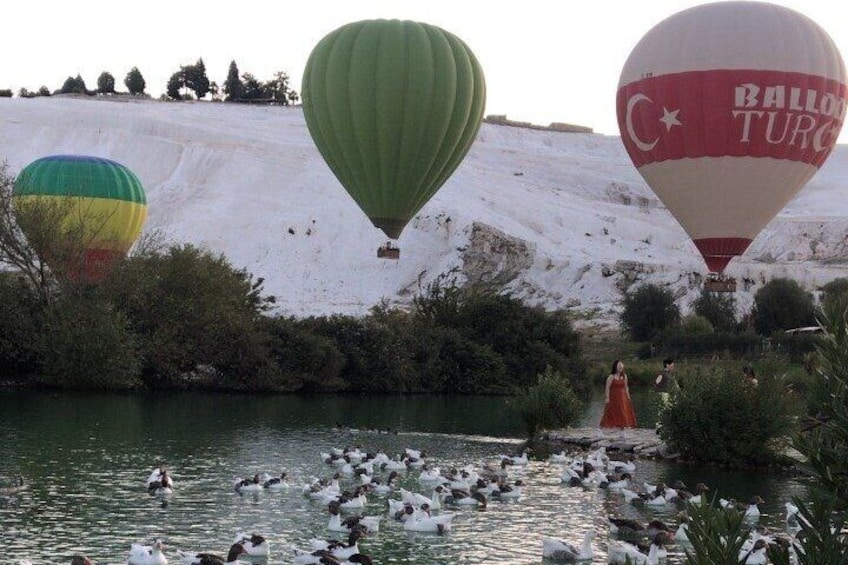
left=600, top=360, right=637, bottom=428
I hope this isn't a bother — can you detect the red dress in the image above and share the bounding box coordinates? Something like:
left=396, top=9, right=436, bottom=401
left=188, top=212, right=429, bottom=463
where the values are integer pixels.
left=600, top=376, right=637, bottom=428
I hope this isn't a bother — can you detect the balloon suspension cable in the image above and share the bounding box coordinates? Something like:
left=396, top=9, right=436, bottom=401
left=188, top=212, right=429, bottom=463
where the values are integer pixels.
left=377, top=241, right=400, bottom=260
left=703, top=272, right=737, bottom=293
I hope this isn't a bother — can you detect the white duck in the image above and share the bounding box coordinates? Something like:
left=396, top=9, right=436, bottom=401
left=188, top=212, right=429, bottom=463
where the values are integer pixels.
left=328, top=500, right=381, bottom=533
left=403, top=508, right=454, bottom=533
left=233, top=533, right=269, bottom=557
left=128, top=540, right=168, bottom=565
left=541, top=530, right=595, bottom=561
left=549, top=451, right=569, bottom=464
left=177, top=543, right=248, bottom=565
left=309, top=530, right=364, bottom=560
left=608, top=537, right=662, bottom=565
left=233, top=474, right=263, bottom=493
left=262, top=472, right=289, bottom=490
left=739, top=538, right=768, bottom=565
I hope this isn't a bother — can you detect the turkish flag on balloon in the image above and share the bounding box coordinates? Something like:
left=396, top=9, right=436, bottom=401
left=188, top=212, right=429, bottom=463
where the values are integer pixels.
left=616, top=2, right=847, bottom=273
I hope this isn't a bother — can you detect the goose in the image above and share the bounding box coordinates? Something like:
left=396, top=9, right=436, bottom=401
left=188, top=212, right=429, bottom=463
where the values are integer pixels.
left=292, top=547, right=373, bottom=565
left=744, top=496, right=766, bottom=519
left=549, top=451, right=569, bottom=464
left=674, top=512, right=690, bottom=544
left=403, top=506, right=455, bottom=533
left=328, top=501, right=381, bottom=533
left=785, top=501, right=802, bottom=531
left=608, top=457, right=636, bottom=473
left=541, top=529, right=595, bottom=561
left=637, top=532, right=670, bottom=559
left=233, top=533, right=269, bottom=557
left=608, top=517, right=645, bottom=538
left=504, top=451, right=529, bottom=466
left=1, top=476, right=28, bottom=495
left=417, top=466, right=442, bottom=484
left=368, top=471, right=398, bottom=494
left=608, top=534, right=664, bottom=565
left=495, top=480, right=523, bottom=500
left=738, top=538, right=768, bottom=565
left=233, top=474, right=263, bottom=493
left=147, top=469, right=174, bottom=496
left=128, top=540, right=168, bottom=565
left=263, top=472, right=289, bottom=490
left=680, top=483, right=710, bottom=505
left=310, top=530, right=364, bottom=560
left=387, top=499, right=414, bottom=521
left=444, top=490, right=487, bottom=507
left=177, top=543, right=248, bottom=565
left=606, top=473, right=632, bottom=490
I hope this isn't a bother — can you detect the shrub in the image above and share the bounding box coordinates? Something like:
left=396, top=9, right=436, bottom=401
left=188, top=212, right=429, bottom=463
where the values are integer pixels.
left=0, top=273, right=42, bottom=378
left=620, top=283, right=680, bottom=341
left=514, top=366, right=582, bottom=437
left=35, top=293, right=141, bottom=389
left=682, top=500, right=750, bottom=565
left=101, top=244, right=276, bottom=387
left=658, top=367, right=797, bottom=465
left=752, top=277, right=816, bottom=335
left=680, top=314, right=713, bottom=335
left=692, top=289, right=738, bottom=332
left=264, top=316, right=345, bottom=392
left=654, top=330, right=762, bottom=358
left=0, top=90, right=12, bottom=98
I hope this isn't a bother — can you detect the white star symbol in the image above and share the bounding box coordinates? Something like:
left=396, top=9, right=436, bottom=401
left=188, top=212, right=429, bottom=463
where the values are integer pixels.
left=659, top=107, right=682, bottom=131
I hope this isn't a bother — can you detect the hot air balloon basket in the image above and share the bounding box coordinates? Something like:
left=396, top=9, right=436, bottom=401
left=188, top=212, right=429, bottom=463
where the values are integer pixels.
left=704, top=275, right=737, bottom=293
left=377, top=243, right=400, bottom=260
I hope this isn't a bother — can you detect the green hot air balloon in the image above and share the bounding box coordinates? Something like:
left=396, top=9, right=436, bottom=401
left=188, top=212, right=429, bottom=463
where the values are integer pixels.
left=302, top=19, right=486, bottom=258
left=13, top=155, right=148, bottom=281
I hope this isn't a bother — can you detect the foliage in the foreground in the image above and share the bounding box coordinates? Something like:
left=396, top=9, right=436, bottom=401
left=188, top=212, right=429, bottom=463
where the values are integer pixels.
left=796, top=302, right=848, bottom=507
left=682, top=500, right=749, bottom=565
left=657, top=367, right=797, bottom=465
left=514, top=367, right=582, bottom=437
left=685, top=304, right=848, bottom=565
left=620, top=283, right=680, bottom=341
left=692, top=289, right=738, bottom=333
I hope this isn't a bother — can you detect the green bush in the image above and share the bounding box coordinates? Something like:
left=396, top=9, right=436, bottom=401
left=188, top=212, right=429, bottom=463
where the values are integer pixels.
left=35, top=293, right=140, bottom=389
left=101, top=244, right=276, bottom=387
left=654, top=330, right=762, bottom=358
left=0, top=273, right=42, bottom=378
left=752, top=277, right=816, bottom=335
left=768, top=332, right=822, bottom=363
left=692, top=289, right=738, bottom=332
left=620, top=283, right=680, bottom=341
left=658, top=367, right=798, bottom=465
left=514, top=367, right=582, bottom=437
left=264, top=316, right=345, bottom=392
left=680, top=314, right=714, bottom=335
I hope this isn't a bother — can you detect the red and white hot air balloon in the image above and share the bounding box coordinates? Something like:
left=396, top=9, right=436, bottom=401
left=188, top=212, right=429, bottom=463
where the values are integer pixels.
left=617, top=1, right=847, bottom=276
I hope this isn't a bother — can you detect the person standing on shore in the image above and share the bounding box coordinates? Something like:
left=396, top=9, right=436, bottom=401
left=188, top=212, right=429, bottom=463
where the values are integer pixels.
left=600, top=360, right=637, bottom=428
left=654, top=357, right=678, bottom=406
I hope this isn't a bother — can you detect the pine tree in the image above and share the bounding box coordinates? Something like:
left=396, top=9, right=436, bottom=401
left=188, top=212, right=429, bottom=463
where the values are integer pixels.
left=166, top=71, right=184, bottom=100
left=124, top=67, right=146, bottom=95
left=97, top=72, right=116, bottom=94
left=223, top=60, right=243, bottom=102
left=185, top=58, right=210, bottom=99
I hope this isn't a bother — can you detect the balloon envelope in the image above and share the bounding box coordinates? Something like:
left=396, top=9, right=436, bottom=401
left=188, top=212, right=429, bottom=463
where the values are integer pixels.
left=302, top=19, right=486, bottom=240
left=13, top=155, right=148, bottom=280
left=616, top=1, right=847, bottom=273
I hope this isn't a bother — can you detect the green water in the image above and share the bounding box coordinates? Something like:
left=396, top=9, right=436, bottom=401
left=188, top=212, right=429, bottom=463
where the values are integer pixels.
left=0, top=390, right=806, bottom=564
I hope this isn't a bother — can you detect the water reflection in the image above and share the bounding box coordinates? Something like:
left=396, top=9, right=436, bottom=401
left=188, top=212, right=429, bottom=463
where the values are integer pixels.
left=0, top=391, right=805, bottom=564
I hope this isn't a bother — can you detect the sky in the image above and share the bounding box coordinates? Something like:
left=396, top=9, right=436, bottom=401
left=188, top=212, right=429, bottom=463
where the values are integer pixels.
left=3, top=0, right=848, bottom=141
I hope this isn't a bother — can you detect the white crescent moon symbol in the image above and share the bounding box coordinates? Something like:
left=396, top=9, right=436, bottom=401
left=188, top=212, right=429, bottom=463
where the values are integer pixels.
left=626, top=94, right=658, bottom=152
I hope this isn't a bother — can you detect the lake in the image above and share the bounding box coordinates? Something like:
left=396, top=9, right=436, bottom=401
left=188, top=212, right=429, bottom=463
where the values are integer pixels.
left=0, top=389, right=806, bottom=564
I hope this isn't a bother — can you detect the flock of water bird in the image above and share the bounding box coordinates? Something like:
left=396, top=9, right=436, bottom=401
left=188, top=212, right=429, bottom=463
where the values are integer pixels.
left=8, top=437, right=808, bottom=565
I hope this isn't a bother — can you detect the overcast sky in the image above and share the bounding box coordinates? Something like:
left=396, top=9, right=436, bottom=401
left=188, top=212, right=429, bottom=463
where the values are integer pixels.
left=3, top=1, right=847, bottom=141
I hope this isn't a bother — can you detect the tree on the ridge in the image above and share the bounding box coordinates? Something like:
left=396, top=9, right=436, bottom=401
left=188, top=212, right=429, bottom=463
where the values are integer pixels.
left=184, top=58, right=210, bottom=100
left=59, top=74, right=87, bottom=95
left=125, top=67, right=146, bottom=95
left=223, top=60, right=243, bottom=101
left=166, top=71, right=184, bottom=100
left=241, top=73, right=264, bottom=100
left=97, top=71, right=116, bottom=94
left=38, top=85, right=51, bottom=97
left=265, top=71, right=295, bottom=105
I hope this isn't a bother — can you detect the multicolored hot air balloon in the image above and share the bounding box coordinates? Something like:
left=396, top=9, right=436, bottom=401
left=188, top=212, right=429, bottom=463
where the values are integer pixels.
left=302, top=19, right=486, bottom=258
left=13, top=155, right=148, bottom=281
left=616, top=2, right=847, bottom=278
